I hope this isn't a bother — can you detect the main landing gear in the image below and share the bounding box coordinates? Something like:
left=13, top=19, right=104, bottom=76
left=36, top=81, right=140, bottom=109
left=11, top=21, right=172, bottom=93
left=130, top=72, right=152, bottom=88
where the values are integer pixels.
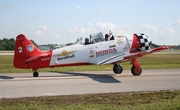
left=131, top=59, right=142, bottom=76
left=113, top=63, right=123, bottom=74
left=33, top=71, right=39, bottom=77
left=32, top=68, right=39, bottom=77
left=113, top=59, right=142, bottom=76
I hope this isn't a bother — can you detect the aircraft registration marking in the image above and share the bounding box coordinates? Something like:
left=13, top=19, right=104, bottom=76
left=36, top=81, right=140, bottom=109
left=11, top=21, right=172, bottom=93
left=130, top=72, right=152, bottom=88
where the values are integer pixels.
left=18, top=47, right=23, bottom=53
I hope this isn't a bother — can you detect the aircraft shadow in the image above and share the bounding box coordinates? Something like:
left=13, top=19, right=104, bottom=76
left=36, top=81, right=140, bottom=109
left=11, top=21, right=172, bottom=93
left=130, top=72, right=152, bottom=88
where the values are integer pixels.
left=0, top=75, right=14, bottom=80
left=50, top=71, right=121, bottom=83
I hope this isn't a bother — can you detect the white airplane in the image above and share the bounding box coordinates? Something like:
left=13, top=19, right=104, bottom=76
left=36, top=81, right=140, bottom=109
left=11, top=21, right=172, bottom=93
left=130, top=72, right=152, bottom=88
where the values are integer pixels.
left=13, top=31, right=169, bottom=77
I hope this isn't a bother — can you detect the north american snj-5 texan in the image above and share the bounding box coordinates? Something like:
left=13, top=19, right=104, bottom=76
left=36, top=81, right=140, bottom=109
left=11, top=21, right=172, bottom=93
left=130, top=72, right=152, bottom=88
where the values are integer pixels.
left=13, top=30, right=169, bottom=77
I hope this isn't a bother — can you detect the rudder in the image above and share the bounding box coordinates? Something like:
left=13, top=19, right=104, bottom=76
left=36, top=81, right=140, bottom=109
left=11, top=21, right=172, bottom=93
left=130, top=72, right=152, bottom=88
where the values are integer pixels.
left=13, top=34, right=41, bottom=69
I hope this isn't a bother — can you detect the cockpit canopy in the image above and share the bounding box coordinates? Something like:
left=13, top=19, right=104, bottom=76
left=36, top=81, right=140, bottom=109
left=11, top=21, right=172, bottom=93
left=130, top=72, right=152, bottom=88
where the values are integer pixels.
left=90, top=32, right=105, bottom=43
left=74, top=32, right=116, bottom=45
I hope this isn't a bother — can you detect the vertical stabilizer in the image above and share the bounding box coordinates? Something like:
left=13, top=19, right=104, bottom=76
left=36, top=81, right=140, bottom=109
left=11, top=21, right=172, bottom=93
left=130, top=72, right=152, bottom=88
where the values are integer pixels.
left=13, top=34, right=41, bottom=69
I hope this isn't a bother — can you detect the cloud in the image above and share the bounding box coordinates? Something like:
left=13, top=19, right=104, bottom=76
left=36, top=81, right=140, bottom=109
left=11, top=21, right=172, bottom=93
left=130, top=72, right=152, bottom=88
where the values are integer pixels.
left=177, top=19, right=180, bottom=25
left=16, top=21, right=177, bottom=45
left=54, top=33, right=63, bottom=39
left=0, top=4, right=8, bottom=9
left=34, top=25, right=52, bottom=35
left=16, top=14, right=38, bottom=21
left=58, top=21, right=126, bottom=41
left=54, top=21, right=177, bottom=45
left=166, top=27, right=175, bottom=35
left=96, top=21, right=121, bottom=31
left=87, top=22, right=92, bottom=27
left=126, top=25, right=134, bottom=30
left=167, top=19, right=180, bottom=26
left=140, top=24, right=157, bottom=32
left=76, top=6, right=81, bottom=9
left=16, top=16, right=26, bottom=21
left=95, top=8, right=107, bottom=14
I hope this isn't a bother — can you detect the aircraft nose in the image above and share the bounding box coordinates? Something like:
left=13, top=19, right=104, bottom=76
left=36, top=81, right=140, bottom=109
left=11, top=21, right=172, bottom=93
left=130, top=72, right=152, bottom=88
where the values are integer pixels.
left=131, top=33, right=152, bottom=51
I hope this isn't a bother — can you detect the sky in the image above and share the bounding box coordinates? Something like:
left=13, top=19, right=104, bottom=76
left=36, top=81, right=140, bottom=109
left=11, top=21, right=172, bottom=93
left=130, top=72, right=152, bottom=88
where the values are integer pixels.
left=0, top=0, right=180, bottom=45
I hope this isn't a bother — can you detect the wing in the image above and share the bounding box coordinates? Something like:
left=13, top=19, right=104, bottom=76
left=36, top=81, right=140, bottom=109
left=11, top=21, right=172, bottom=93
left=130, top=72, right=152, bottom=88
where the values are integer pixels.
left=124, top=46, right=169, bottom=59
left=97, top=46, right=169, bottom=65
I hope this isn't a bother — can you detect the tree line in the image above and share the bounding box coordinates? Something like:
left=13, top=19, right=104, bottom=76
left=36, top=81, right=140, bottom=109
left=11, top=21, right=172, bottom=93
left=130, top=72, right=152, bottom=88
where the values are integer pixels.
left=0, top=38, right=38, bottom=50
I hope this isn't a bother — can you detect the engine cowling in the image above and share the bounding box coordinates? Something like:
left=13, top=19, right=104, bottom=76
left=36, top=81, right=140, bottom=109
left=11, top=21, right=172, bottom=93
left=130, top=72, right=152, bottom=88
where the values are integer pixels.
left=131, top=33, right=152, bottom=53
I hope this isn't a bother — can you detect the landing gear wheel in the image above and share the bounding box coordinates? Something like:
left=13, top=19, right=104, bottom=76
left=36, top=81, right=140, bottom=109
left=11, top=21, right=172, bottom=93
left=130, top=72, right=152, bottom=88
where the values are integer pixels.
left=131, top=66, right=142, bottom=76
left=33, top=71, right=39, bottom=77
left=113, top=64, right=123, bottom=74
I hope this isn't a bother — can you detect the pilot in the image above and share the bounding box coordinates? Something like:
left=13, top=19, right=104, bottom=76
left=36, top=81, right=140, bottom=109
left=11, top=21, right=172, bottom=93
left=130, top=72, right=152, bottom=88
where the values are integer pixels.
left=109, top=30, right=115, bottom=40
left=110, top=35, right=114, bottom=40
left=84, top=38, right=91, bottom=45
left=105, top=34, right=109, bottom=41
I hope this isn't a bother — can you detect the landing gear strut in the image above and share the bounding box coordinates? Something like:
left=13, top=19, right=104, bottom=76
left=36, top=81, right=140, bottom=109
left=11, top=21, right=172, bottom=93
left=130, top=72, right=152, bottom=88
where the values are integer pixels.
left=33, top=71, right=39, bottom=77
left=113, top=63, right=123, bottom=74
left=131, top=59, right=142, bottom=76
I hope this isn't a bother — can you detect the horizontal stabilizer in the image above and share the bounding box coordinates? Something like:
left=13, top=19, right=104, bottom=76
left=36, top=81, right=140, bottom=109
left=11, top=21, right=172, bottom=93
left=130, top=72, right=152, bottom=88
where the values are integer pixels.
left=25, top=53, right=50, bottom=62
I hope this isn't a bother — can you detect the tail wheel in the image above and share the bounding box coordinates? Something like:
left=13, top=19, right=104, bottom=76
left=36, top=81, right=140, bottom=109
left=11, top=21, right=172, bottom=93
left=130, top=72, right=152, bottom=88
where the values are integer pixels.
left=131, top=66, right=142, bottom=76
left=33, top=71, right=39, bottom=77
left=113, top=64, right=123, bottom=74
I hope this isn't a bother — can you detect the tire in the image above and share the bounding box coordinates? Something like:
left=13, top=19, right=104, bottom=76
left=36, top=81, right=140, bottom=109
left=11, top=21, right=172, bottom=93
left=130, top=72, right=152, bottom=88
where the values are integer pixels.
left=33, top=71, right=39, bottom=77
left=113, top=64, right=123, bottom=74
left=131, top=66, right=142, bottom=76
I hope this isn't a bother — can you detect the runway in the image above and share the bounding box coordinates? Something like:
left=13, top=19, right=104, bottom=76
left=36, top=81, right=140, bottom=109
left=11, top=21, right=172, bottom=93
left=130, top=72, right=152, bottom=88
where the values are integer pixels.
left=0, top=69, right=180, bottom=98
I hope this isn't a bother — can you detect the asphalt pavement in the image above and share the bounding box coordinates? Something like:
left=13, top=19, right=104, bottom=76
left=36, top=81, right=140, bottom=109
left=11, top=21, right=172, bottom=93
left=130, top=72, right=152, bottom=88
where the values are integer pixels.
left=0, top=69, right=180, bottom=98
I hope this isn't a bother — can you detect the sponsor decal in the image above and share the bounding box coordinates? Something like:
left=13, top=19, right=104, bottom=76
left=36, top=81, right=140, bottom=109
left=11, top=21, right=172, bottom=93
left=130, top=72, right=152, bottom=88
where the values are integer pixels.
left=89, top=50, right=94, bottom=58
left=54, top=50, right=77, bottom=56
left=27, top=44, right=34, bottom=52
left=96, top=48, right=117, bottom=57
left=54, top=50, right=77, bottom=61
left=90, top=55, right=94, bottom=58
left=57, top=54, right=75, bottom=60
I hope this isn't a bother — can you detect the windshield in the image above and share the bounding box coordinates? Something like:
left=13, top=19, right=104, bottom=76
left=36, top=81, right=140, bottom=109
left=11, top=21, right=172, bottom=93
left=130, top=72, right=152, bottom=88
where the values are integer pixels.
left=90, top=32, right=104, bottom=43
left=73, top=37, right=84, bottom=45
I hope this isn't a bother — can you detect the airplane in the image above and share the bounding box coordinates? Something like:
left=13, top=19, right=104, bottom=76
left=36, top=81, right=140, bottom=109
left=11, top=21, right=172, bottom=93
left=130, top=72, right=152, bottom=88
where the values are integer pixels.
left=13, top=31, right=169, bottom=77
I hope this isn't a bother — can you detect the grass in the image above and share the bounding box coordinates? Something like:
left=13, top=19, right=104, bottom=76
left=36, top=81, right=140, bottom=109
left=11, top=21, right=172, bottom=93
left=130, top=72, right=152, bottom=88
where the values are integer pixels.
left=0, top=90, right=180, bottom=110
left=0, top=54, right=180, bottom=73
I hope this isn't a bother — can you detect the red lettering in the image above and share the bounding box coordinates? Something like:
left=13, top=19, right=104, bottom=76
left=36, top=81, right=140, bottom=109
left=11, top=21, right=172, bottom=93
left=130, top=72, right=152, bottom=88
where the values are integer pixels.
left=96, top=48, right=117, bottom=57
